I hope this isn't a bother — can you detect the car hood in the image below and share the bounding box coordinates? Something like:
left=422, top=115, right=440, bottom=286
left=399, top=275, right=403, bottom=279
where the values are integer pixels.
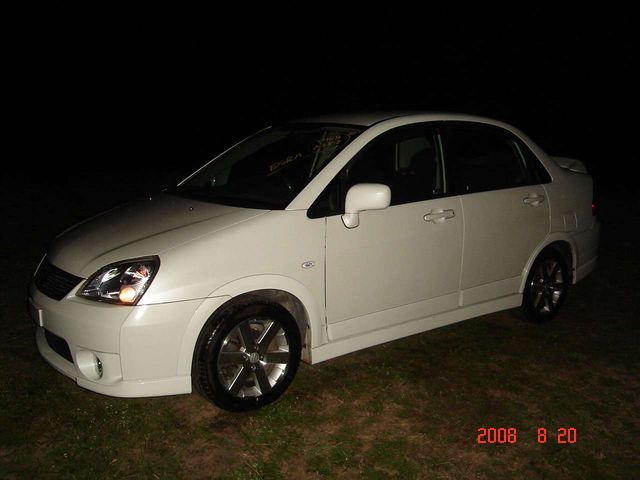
left=48, top=193, right=268, bottom=278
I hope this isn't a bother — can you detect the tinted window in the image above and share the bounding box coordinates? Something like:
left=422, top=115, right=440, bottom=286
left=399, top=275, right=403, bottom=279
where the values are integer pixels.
left=347, top=126, right=444, bottom=205
left=309, top=125, right=444, bottom=217
left=446, top=125, right=528, bottom=194
left=516, top=141, right=552, bottom=184
left=172, top=124, right=363, bottom=209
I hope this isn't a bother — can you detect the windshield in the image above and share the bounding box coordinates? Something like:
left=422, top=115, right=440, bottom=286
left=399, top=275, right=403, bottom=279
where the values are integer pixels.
left=172, top=123, right=364, bottom=209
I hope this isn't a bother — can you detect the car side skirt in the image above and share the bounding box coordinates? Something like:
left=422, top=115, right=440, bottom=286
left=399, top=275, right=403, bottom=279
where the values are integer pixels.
left=309, top=294, right=521, bottom=364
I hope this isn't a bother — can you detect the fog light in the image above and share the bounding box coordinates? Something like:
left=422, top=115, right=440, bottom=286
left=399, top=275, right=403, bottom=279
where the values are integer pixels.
left=96, top=357, right=103, bottom=378
left=76, top=350, right=104, bottom=381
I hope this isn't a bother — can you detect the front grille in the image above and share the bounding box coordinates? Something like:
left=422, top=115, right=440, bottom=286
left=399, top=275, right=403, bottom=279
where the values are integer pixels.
left=34, top=258, right=83, bottom=301
left=44, top=330, right=73, bottom=363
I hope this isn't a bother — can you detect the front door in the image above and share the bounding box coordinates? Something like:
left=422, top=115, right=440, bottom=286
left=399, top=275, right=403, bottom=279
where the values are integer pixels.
left=323, top=124, right=463, bottom=337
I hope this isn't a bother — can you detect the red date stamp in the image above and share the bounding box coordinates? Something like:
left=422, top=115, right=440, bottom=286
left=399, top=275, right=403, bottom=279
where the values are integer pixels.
left=477, top=427, right=577, bottom=444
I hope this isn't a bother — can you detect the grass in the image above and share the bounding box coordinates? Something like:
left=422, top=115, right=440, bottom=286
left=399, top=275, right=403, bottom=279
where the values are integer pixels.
left=1, top=172, right=638, bottom=479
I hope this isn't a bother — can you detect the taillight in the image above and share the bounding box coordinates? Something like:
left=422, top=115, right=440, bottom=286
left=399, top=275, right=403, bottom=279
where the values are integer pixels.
left=591, top=202, right=597, bottom=216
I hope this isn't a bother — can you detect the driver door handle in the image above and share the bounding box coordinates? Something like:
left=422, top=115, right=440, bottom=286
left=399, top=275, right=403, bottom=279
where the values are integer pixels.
left=423, top=208, right=455, bottom=223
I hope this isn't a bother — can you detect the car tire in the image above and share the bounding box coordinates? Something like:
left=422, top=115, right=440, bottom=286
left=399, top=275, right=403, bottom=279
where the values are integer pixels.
left=193, top=300, right=301, bottom=411
left=521, top=248, right=570, bottom=323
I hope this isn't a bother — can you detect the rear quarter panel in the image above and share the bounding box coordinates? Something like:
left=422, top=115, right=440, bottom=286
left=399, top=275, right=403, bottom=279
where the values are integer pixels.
left=543, top=167, right=599, bottom=278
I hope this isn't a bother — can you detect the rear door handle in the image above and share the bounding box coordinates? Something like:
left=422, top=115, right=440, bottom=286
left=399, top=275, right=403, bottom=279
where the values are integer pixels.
left=523, top=194, right=545, bottom=206
left=423, top=209, right=455, bottom=223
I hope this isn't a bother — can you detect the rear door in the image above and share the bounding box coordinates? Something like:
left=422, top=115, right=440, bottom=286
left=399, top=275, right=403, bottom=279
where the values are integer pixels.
left=443, top=123, right=550, bottom=305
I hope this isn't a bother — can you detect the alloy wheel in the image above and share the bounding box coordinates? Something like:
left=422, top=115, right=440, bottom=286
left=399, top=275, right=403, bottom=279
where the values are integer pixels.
left=529, top=258, right=566, bottom=314
left=216, top=317, right=291, bottom=398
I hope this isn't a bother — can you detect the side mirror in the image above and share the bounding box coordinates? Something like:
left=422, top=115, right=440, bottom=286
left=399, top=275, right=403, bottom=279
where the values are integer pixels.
left=342, top=183, right=391, bottom=228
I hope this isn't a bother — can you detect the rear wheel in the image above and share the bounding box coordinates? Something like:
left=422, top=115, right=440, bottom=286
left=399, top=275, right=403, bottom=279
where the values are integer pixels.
left=193, top=300, right=301, bottom=411
left=521, top=248, right=570, bottom=323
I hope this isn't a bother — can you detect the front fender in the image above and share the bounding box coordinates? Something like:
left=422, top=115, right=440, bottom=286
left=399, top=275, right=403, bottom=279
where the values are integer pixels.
left=175, top=274, right=326, bottom=377
left=211, top=274, right=326, bottom=348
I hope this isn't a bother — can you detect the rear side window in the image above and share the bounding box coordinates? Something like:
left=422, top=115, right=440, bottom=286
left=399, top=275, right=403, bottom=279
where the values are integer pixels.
left=445, top=125, right=528, bottom=194
left=516, top=141, right=552, bottom=184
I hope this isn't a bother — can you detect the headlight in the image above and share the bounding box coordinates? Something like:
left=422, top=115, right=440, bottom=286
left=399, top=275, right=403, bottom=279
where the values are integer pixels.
left=78, top=257, right=159, bottom=305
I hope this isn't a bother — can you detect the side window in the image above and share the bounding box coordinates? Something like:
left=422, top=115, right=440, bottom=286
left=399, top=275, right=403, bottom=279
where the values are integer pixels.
left=345, top=126, right=444, bottom=206
left=308, top=125, right=444, bottom=218
left=446, top=126, right=528, bottom=194
left=516, top=141, right=552, bottom=184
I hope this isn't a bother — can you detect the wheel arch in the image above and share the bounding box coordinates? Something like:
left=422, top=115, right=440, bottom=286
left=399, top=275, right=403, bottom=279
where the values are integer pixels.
left=520, top=234, right=577, bottom=293
left=177, top=275, right=325, bottom=376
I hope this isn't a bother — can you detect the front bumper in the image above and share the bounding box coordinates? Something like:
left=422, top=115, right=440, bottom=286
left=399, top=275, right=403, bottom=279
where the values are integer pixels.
left=30, top=281, right=210, bottom=398
left=35, top=327, right=192, bottom=397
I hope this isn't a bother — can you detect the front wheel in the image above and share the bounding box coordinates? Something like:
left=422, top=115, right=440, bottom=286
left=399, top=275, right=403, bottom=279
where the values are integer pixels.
left=521, top=248, right=570, bottom=323
left=193, top=301, right=301, bottom=411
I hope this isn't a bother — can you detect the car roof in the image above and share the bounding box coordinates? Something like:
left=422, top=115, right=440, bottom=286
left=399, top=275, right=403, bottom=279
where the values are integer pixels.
left=295, top=112, right=415, bottom=127
left=295, top=111, right=505, bottom=127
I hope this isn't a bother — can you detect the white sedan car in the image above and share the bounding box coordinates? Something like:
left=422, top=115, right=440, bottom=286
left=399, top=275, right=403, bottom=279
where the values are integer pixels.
left=29, top=113, right=599, bottom=410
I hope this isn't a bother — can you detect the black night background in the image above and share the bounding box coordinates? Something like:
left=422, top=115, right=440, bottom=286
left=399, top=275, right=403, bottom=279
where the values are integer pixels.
left=5, top=10, right=638, bottom=193
left=1, top=6, right=639, bottom=479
